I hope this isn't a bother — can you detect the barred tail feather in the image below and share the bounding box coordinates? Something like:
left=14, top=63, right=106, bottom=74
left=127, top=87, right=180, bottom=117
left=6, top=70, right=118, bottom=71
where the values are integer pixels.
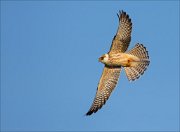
left=124, top=43, right=150, bottom=81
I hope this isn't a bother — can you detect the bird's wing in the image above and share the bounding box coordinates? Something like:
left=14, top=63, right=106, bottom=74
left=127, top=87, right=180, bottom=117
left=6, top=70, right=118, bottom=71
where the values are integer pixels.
left=86, top=66, right=121, bottom=115
left=109, top=11, right=132, bottom=54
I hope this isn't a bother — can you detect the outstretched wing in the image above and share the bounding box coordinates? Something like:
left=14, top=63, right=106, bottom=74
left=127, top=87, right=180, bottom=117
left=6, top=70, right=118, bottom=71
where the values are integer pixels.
left=86, top=66, right=121, bottom=115
left=109, top=11, right=132, bottom=54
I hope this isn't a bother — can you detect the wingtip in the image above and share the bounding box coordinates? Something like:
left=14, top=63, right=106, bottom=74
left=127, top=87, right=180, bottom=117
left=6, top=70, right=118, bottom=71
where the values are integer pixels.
left=117, top=10, right=131, bottom=22
left=119, top=10, right=126, bottom=15
left=85, top=111, right=93, bottom=116
left=86, top=106, right=100, bottom=116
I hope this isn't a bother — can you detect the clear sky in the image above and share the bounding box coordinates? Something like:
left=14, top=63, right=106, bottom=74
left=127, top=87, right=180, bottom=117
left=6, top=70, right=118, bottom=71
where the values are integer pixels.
left=1, top=1, right=179, bottom=131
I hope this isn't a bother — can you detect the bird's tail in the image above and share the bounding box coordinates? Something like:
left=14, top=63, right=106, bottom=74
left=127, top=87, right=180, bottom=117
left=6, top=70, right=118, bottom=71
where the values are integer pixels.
left=124, top=43, right=150, bottom=81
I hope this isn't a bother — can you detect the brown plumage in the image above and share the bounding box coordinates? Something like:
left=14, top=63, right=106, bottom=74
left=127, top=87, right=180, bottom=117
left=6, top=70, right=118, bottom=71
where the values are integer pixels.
left=86, top=67, right=121, bottom=115
left=86, top=10, right=150, bottom=116
left=109, top=10, right=132, bottom=54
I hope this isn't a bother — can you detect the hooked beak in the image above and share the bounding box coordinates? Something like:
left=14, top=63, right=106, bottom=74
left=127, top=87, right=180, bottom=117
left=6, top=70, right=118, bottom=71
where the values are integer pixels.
left=98, top=57, right=103, bottom=62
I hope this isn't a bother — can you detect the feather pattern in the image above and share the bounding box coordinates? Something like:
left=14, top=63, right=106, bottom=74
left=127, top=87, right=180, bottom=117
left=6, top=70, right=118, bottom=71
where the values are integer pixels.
left=124, top=44, right=150, bottom=81
left=109, top=10, right=132, bottom=54
left=86, top=66, right=121, bottom=115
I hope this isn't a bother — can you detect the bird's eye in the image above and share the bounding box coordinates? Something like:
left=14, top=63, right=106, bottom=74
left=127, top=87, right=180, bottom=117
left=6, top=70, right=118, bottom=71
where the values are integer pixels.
left=100, top=57, right=104, bottom=60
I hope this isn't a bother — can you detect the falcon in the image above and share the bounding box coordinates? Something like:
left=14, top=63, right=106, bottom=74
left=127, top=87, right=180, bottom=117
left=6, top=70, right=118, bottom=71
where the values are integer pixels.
left=86, top=11, right=150, bottom=116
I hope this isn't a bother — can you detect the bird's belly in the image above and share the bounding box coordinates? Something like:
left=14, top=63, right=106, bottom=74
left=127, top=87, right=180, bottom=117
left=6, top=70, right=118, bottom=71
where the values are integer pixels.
left=108, top=53, right=140, bottom=67
left=110, top=58, right=129, bottom=67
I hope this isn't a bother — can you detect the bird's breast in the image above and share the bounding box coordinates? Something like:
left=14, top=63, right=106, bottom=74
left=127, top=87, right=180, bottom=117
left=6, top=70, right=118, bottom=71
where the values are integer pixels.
left=107, top=53, right=140, bottom=67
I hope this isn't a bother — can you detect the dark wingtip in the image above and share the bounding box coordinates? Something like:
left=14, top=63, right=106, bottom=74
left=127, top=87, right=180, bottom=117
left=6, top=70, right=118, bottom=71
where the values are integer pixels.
left=117, top=13, right=120, bottom=18
left=117, top=10, right=124, bottom=19
left=118, top=10, right=131, bottom=23
left=86, top=111, right=93, bottom=116
left=120, top=10, right=126, bottom=16
left=86, top=106, right=100, bottom=116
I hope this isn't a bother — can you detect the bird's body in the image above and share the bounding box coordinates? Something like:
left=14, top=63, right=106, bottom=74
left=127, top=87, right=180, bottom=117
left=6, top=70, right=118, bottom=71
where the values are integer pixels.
left=99, top=53, right=141, bottom=67
left=86, top=11, right=150, bottom=116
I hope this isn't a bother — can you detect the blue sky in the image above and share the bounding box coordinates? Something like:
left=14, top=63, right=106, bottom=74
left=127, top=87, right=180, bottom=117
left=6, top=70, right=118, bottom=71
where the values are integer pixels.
left=1, top=1, right=179, bottom=131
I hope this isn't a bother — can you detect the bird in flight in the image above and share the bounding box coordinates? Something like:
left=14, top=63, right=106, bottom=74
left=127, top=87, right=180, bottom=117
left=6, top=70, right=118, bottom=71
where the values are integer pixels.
left=86, top=11, right=150, bottom=116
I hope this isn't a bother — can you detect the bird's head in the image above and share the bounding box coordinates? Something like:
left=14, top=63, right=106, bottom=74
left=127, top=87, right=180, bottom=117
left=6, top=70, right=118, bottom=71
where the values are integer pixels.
left=98, top=54, right=109, bottom=64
